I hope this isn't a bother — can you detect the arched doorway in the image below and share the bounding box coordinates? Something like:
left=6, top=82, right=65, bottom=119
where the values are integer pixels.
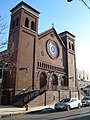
left=50, top=74, right=58, bottom=90
left=61, top=76, right=65, bottom=86
left=61, top=76, right=67, bottom=89
left=40, top=72, right=47, bottom=88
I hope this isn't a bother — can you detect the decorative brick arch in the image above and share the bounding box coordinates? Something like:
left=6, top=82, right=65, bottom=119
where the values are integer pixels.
left=61, top=75, right=67, bottom=87
left=50, top=74, right=58, bottom=85
left=47, top=73, right=58, bottom=90
left=40, top=72, right=47, bottom=88
left=38, top=71, right=47, bottom=88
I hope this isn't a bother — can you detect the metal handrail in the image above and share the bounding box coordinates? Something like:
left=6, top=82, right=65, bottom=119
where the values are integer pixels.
left=15, top=86, right=33, bottom=96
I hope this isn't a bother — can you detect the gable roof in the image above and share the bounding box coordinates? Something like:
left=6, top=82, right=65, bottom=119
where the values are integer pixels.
left=38, top=27, right=66, bottom=48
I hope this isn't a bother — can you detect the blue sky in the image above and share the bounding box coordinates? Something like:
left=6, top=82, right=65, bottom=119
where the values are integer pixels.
left=0, top=0, right=90, bottom=74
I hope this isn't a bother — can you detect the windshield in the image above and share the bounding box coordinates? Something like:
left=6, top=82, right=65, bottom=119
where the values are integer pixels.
left=82, top=97, right=90, bottom=100
left=60, top=98, right=70, bottom=102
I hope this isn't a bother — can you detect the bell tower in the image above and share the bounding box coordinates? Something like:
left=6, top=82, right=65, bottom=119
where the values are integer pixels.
left=59, top=31, right=77, bottom=90
left=8, top=1, right=40, bottom=92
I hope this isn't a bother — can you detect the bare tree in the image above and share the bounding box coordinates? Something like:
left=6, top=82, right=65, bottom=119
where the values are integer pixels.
left=0, top=15, right=16, bottom=70
left=0, top=15, right=7, bottom=50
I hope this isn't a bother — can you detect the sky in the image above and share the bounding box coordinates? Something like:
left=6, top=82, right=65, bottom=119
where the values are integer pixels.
left=0, top=0, right=90, bottom=74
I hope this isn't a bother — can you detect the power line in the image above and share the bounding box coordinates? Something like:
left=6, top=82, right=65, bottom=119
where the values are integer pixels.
left=67, top=0, right=90, bottom=10
left=81, top=0, right=90, bottom=10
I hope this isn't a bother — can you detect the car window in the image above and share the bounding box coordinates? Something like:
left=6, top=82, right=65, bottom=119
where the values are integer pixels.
left=61, top=98, right=70, bottom=102
left=83, top=97, right=90, bottom=100
left=71, top=98, right=77, bottom=102
left=71, top=99, right=75, bottom=102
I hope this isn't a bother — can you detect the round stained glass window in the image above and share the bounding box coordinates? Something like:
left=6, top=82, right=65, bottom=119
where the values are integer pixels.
left=47, top=40, right=59, bottom=59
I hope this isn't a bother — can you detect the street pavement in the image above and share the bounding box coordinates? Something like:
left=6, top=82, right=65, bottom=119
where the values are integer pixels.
left=0, top=104, right=54, bottom=118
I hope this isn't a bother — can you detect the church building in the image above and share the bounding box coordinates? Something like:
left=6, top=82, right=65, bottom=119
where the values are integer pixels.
left=0, top=1, right=78, bottom=107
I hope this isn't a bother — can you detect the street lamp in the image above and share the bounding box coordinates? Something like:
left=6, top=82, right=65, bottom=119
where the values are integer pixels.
left=67, top=0, right=73, bottom=2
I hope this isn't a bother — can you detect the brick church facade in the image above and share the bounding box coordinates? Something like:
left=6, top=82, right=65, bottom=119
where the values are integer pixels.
left=0, top=1, right=79, bottom=106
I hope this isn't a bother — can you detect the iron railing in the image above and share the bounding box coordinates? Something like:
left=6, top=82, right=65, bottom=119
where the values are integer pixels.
left=13, top=85, right=48, bottom=107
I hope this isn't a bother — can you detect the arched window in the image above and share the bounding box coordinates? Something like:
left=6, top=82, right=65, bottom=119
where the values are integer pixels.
left=72, top=44, right=74, bottom=51
left=31, top=21, right=35, bottom=31
left=16, top=18, right=19, bottom=26
left=61, top=76, right=65, bottom=86
left=50, top=74, right=58, bottom=85
left=12, top=20, right=15, bottom=29
left=40, top=72, right=47, bottom=88
left=61, top=76, right=66, bottom=86
left=25, top=18, right=29, bottom=28
left=69, top=42, right=71, bottom=49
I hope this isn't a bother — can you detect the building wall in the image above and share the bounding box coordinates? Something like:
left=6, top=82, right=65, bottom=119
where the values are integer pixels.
left=37, top=31, right=63, bottom=67
left=36, top=29, right=65, bottom=89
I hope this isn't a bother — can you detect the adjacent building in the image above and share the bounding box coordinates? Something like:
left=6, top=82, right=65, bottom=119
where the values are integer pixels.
left=77, top=69, right=90, bottom=90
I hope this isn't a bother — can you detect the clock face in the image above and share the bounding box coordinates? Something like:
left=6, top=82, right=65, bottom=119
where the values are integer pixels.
left=47, top=40, right=59, bottom=59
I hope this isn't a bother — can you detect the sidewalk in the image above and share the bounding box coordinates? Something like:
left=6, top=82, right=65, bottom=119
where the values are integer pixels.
left=0, top=105, right=54, bottom=118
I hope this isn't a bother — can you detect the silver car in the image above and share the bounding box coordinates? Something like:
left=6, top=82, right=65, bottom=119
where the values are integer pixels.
left=54, top=98, right=82, bottom=111
left=81, top=97, right=90, bottom=106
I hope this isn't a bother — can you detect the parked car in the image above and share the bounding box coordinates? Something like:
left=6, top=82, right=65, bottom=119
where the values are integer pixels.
left=54, top=98, right=82, bottom=111
left=81, top=97, right=90, bottom=106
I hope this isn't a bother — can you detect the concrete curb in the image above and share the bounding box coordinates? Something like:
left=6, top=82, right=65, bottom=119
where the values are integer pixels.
left=0, top=105, right=54, bottom=118
left=0, top=111, right=26, bottom=118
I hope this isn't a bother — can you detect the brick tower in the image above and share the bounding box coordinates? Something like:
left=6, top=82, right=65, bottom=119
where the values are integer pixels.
left=59, top=31, right=77, bottom=90
left=7, top=1, right=40, bottom=95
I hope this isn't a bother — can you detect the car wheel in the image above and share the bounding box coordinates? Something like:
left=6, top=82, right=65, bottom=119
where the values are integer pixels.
left=55, top=108, right=59, bottom=111
left=78, top=103, right=80, bottom=109
left=66, top=105, right=70, bottom=111
left=88, top=103, right=90, bottom=106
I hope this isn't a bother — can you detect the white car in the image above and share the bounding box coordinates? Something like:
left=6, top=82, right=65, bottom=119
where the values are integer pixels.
left=81, top=97, right=90, bottom=106
left=54, top=98, right=82, bottom=111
